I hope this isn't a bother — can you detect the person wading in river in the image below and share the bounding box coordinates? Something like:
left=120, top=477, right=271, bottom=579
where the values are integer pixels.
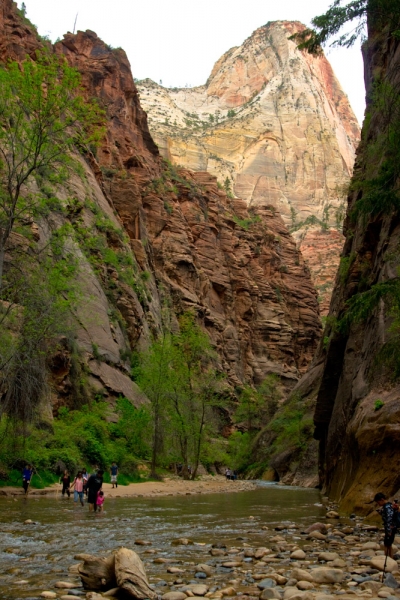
left=22, top=464, right=33, bottom=495
left=374, top=492, right=399, bottom=559
left=87, top=470, right=103, bottom=512
left=71, top=471, right=85, bottom=506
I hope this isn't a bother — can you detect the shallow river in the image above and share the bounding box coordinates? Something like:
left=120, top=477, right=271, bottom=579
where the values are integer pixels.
left=0, top=483, right=325, bottom=600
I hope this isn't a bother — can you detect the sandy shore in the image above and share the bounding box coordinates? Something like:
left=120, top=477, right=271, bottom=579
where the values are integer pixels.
left=0, top=474, right=259, bottom=498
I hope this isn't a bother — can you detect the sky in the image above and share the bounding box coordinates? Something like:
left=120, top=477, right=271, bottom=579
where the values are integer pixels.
left=19, top=0, right=366, bottom=124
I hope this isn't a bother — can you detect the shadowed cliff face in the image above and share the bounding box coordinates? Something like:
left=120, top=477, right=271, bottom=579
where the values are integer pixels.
left=137, top=21, right=360, bottom=314
left=0, top=2, right=322, bottom=410
left=303, top=28, right=400, bottom=512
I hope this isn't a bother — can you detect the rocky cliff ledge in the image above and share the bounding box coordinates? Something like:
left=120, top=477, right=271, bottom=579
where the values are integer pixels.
left=137, top=21, right=360, bottom=313
left=0, top=1, right=322, bottom=410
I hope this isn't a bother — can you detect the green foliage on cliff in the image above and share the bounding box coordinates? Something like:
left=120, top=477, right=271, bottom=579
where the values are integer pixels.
left=290, top=0, right=400, bottom=55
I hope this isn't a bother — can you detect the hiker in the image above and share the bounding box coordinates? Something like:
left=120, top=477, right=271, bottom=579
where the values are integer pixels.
left=96, top=490, right=105, bottom=512
left=87, top=470, right=103, bottom=512
left=71, top=471, right=85, bottom=506
left=110, top=462, right=118, bottom=488
left=374, top=492, right=399, bottom=558
left=22, top=464, right=33, bottom=495
left=82, top=468, right=89, bottom=496
left=60, top=469, right=71, bottom=498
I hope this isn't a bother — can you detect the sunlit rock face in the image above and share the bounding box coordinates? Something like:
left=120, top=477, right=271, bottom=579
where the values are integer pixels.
left=137, top=21, right=360, bottom=313
left=0, top=2, right=322, bottom=409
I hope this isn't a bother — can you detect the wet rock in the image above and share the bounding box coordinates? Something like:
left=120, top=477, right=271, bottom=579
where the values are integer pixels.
left=55, top=582, right=79, bottom=589
left=308, top=531, right=326, bottom=540
left=384, top=574, right=400, bottom=589
left=103, top=589, right=120, bottom=597
left=210, top=549, right=226, bottom=557
left=325, top=511, right=339, bottom=519
left=195, top=573, right=208, bottom=579
left=318, top=552, right=339, bottom=562
left=168, top=567, right=186, bottom=574
left=162, top=593, right=188, bottom=600
left=311, top=568, right=345, bottom=584
left=135, top=539, right=152, bottom=546
left=370, top=556, right=398, bottom=573
left=221, top=561, right=242, bottom=568
left=196, top=564, right=213, bottom=576
left=191, top=585, right=209, bottom=595
left=115, top=548, right=157, bottom=599
left=260, top=589, right=281, bottom=599
left=291, top=569, right=314, bottom=583
left=305, top=523, right=328, bottom=534
left=219, top=587, right=236, bottom=596
left=296, top=581, right=314, bottom=591
left=40, top=593, right=57, bottom=599
left=330, top=558, right=347, bottom=568
left=257, top=579, right=276, bottom=589
left=291, top=550, right=306, bottom=560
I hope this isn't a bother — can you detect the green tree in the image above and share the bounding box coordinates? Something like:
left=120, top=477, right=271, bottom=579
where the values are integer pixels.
left=0, top=51, right=103, bottom=289
left=289, top=0, right=400, bottom=55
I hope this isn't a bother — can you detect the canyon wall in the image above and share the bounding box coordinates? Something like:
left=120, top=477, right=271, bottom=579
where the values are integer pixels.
left=137, top=22, right=361, bottom=313
left=297, top=25, right=400, bottom=511
left=0, top=1, right=322, bottom=413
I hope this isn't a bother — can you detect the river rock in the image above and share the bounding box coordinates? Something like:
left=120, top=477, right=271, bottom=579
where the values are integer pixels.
left=291, top=569, right=314, bottom=583
left=103, top=589, right=120, bottom=597
left=78, top=553, right=116, bottom=591
left=297, top=581, right=314, bottom=591
left=384, top=574, right=400, bottom=589
left=305, top=523, right=328, bottom=534
left=191, top=585, right=209, bottom=595
left=257, top=578, right=276, bottom=589
left=172, top=538, right=192, bottom=545
left=74, top=554, right=94, bottom=561
left=318, top=552, right=339, bottom=562
left=55, top=582, right=78, bottom=589
left=168, top=567, right=186, bottom=574
left=260, top=589, right=281, bottom=599
left=291, top=550, right=306, bottom=560
left=162, top=593, right=188, bottom=600
left=272, top=574, right=287, bottom=585
left=86, top=594, right=109, bottom=600
left=135, top=539, right=152, bottom=545
left=195, top=572, right=207, bottom=579
left=284, top=588, right=313, bottom=600
left=40, top=593, right=57, bottom=599
left=360, top=581, right=382, bottom=594
left=308, top=531, right=326, bottom=540
left=255, top=548, right=270, bottom=559
left=330, top=558, right=347, bottom=568
left=219, top=587, right=236, bottom=596
left=362, top=542, right=380, bottom=550
left=196, top=564, right=213, bottom=576
left=210, top=549, right=225, bottom=556
left=221, top=561, right=242, bottom=568
left=371, top=556, right=399, bottom=572
left=311, top=568, right=345, bottom=584
left=326, top=511, right=339, bottom=519
left=114, top=547, right=158, bottom=599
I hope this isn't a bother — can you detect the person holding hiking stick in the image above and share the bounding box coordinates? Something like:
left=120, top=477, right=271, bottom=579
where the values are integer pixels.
left=374, top=492, right=399, bottom=559
left=22, top=464, right=33, bottom=495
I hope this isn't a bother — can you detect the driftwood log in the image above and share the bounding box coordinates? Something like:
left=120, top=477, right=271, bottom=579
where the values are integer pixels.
left=115, top=547, right=158, bottom=599
left=78, top=553, right=117, bottom=591
left=78, top=547, right=157, bottom=599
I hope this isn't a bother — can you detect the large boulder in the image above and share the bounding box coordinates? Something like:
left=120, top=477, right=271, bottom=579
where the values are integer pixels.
left=114, top=548, right=157, bottom=599
left=78, top=554, right=116, bottom=591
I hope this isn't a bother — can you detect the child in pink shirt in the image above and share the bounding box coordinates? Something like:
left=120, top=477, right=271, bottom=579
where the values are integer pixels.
left=96, top=490, right=105, bottom=512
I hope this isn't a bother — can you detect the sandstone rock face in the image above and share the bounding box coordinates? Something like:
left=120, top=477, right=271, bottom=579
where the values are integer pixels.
left=0, top=3, right=322, bottom=409
left=299, top=28, right=400, bottom=510
left=137, top=21, right=360, bottom=313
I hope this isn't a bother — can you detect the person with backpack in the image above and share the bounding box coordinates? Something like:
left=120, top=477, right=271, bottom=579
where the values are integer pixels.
left=374, top=492, right=399, bottom=558
left=87, top=470, right=103, bottom=512
left=22, top=464, right=33, bottom=495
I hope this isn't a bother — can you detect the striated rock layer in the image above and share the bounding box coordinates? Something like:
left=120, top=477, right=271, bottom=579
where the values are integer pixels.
left=137, top=21, right=360, bottom=313
left=295, top=25, right=400, bottom=509
left=0, top=1, right=322, bottom=411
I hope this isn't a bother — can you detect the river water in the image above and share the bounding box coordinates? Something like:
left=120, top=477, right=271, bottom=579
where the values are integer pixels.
left=0, top=483, right=325, bottom=600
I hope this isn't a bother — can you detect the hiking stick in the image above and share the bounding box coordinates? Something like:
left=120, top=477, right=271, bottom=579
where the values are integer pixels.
left=382, top=546, right=389, bottom=583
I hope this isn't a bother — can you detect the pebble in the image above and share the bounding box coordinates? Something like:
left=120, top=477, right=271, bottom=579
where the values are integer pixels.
left=195, top=572, right=208, bottom=579
left=162, top=593, right=188, bottom=600
left=291, top=550, right=306, bottom=560
left=257, top=578, right=276, bottom=589
left=135, top=539, right=152, bottom=545
left=55, top=581, right=79, bottom=589
left=40, top=593, right=57, bottom=599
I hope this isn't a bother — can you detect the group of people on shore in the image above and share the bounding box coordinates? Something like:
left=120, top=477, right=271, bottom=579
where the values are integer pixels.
left=225, top=468, right=237, bottom=480
left=22, top=462, right=119, bottom=513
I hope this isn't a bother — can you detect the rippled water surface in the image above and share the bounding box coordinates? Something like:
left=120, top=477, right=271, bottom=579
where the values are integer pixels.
left=0, top=483, right=325, bottom=599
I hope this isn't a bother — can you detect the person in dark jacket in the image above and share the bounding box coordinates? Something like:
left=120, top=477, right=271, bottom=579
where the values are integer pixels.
left=374, top=492, right=399, bottom=558
left=60, top=469, right=71, bottom=498
left=87, top=470, right=103, bottom=512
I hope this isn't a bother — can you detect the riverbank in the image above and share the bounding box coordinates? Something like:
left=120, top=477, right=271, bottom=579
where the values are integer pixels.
left=0, top=474, right=258, bottom=498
